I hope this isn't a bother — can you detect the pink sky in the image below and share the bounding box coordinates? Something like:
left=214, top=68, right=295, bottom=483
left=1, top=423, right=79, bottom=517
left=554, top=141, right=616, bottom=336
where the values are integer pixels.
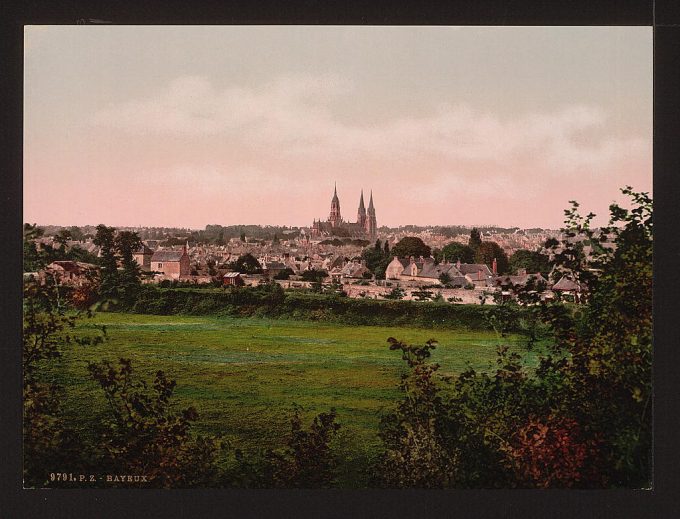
left=24, top=26, right=652, bottom=229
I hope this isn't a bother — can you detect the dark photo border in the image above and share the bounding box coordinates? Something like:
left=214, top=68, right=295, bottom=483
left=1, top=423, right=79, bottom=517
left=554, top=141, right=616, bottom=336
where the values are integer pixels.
left=2, top=1, right=679, bottom=517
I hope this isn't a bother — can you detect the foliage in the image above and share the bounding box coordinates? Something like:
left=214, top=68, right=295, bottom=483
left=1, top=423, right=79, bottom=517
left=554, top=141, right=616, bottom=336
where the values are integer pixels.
left=23, top=223, right=99, bottom=273
left=439, top=242, right=475, bottom=264
left=230, top=253, right=262, bottom=274
left=301, top=269, right=328, bottom=282
left=474, top=241, right=510, bottom=274
left=23, top=223, right=46, bottom=272
left=384, top=287, right=405, bottom=300
left=468, top=228, right=482, bottom=249
left=252, top=407, right=341, bottom=488
left=273, top=268, right=295, bottom=280
left=376, top=338, right=457, bottom=487
left=376, top=186, right=652, bottom=489
left=94, top=224, right=119, bottom=299
left=509, top=249, right=551, bottom=276
left=114, top=231, right=143, bottom=305
left=411, top=289, right=433, bottom=302
left=87, top=358, right=220, bottom=488
left=22, top=279, right=105, bottom=487
left=390, top=237, right=431, bottom=260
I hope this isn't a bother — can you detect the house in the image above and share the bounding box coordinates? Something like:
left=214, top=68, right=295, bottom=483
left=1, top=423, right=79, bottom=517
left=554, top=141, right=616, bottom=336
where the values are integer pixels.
left=385, top=257, right=410, bottom=279
left=455, top=261, right=495, bottom=287
left=551, top=276, right=584, bottom=303
left=418, top=262, right=467, bottom=286
left=397, top=256, right=430, bottom=280
left=340, top=260, right=370, bottom=279
left=150, top=247, right=190, bottom=279
left=43, top=261, right=99, bottom=287
left=132, top=244, right=154, bottom=271
left=261, top=260, right=288, bottom=279
left=222, top=272, right=244, bottom=286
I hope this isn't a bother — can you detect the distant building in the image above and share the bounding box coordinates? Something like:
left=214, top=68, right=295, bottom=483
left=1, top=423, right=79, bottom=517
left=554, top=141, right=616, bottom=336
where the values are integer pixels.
left=311, top=184, right=377, bottom=240
left=133, top=244, right=154, bottom=271
left=385, top=256, right=495, bottom=287
left=150, top=246, right=190, bottom=279
left=222, top=272, right=244, bottom=286
left=43, top=261, right=99, bottom=287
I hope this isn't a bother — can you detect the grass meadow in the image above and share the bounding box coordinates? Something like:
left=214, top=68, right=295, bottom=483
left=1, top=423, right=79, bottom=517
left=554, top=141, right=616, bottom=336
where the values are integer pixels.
left=48, top=312, right=544, bottom=485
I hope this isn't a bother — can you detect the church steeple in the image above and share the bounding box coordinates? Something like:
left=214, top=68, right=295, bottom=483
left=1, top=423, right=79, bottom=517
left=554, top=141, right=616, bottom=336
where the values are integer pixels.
left=329, top=183, right=342, bottom=227
left=365, top=190, right=377, bottom=239
left=357, top=190, right=367, bottom=227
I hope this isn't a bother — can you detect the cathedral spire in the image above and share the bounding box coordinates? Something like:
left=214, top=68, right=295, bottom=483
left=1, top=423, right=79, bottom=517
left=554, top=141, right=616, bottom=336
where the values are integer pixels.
left=329, top=182, right=341, bottom=227
left=357, top=189, right=367, bottom=227
left=368, top=190, right=375, bottom=214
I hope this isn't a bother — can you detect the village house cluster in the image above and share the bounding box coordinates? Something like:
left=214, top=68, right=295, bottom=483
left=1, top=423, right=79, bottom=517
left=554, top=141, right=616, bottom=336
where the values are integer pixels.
left=29, top=230, right=586, bottom=305
left=26, top=186, right=584, bottom=305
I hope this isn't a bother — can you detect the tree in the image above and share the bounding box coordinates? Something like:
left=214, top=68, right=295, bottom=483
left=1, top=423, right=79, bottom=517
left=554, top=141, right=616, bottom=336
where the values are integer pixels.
left=468, top=228, right=482, bottom=250
left=23, top=278, right=105, bottom=487
left=114, top=231, right=142, bottom=306
left=257, top=407, right=341, bottom=488
left=384, top=287, right=405, bottom=300
left=439, top=242, right=475, bottom=264
left=231, top=253, right=262, bottom=274
left=94, top=225, right=119, bottom=299
left=274, top=268, right=295, bottom=280
left=53, top=229, right=72, bottom=251
left=509, top=249, right=551, bottom=276
left=383, top=241, right=390, bottom=256
left=391, top=237, right=431, bottom=259
left=375, top=187, right=652, bottom=489
left=374, top=239, right=382, bottom=252
left=68, top=226, right=85, bottom=241
left=301, top=269, right=328, bottom=283
left=438, top=273, right=452, bottom=286
left=272, top=234, right=280, bottom=245
left=240, top=231, right=246, bottom=242
left=23, top=223, right=46, bottom=272
left=88, top=358, right=219, bottom=488
left=376, top=338, right=457, bottom=487
left=474, top=241, right=509, bottom=274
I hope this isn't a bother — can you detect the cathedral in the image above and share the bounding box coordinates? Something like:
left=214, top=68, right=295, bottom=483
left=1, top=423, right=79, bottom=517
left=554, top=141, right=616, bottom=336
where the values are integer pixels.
left=311, top=184, right=377, bottom=239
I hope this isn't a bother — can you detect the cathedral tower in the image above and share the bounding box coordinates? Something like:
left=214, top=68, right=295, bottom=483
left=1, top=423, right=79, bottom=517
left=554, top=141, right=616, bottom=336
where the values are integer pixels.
left=366, top=190, right=377, bottom=239
left=357, top=190, right=367, bottom=228
left=329, top=183, right=342, bottom=228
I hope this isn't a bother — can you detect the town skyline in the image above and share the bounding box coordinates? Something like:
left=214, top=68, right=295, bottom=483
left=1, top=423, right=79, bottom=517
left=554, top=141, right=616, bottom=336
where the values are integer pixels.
left=24, top=26, right=652, bottom=229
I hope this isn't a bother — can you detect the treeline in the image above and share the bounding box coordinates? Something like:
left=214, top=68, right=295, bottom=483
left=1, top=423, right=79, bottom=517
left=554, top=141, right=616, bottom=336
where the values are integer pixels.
left=129, top=285, right=502, bottom=330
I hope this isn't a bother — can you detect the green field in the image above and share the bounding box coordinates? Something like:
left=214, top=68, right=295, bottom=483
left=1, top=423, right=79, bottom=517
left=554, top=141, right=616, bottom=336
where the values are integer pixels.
left=50, top=312, right=542, bottom=484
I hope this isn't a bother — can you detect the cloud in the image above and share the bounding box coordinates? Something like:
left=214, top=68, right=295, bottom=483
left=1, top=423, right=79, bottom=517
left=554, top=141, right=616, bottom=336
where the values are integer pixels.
left=92, top=74, right=651, bottom=203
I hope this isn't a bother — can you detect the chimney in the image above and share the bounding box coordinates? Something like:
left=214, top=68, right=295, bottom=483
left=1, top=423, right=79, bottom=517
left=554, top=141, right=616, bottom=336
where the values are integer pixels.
left=492, top=257, right=497, bottom=275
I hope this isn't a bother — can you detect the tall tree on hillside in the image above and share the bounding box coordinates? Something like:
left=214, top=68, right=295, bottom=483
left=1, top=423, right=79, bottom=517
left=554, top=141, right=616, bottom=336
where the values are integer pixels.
left=94, top=224, right=119, bottom=299
left=231, top=253, right=262, bottom=274
left=391, top=237, right=431, bottom=259
left=68, top=226, right=84, bottom=241
left=383, top=241, right=390, bottom=256
left=474, top=241, right=509, bottom=274
left=53, top=229, right=72, bottom=252
left=23, top=223, right=45, bottom=272
left=115, top=231, right=143, bottom=305
left=439, top=243, right=475, bottom=264
left=509, top=249, right=551, bottom=276
left=468, top=228, right=483, bottom=250
left=374, top=239, right=382, bottom=252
